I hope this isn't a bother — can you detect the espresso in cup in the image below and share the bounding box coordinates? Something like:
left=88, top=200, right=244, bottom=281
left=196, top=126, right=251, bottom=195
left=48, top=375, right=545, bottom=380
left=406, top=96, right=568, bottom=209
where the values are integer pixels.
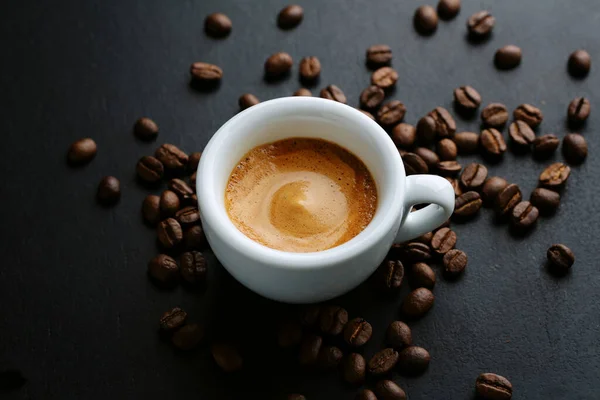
left=225, top=138, right=378, bottom=252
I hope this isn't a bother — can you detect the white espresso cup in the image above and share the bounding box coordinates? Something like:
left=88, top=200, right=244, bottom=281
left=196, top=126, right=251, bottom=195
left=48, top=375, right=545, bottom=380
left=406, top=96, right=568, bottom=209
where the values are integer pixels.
left=197, top=97, right=454, bottom=303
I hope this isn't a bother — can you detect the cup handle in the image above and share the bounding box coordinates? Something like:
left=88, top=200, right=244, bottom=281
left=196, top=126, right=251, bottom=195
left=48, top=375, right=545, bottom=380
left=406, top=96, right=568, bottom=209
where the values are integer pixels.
left=395, top=174, right=455, bottom=243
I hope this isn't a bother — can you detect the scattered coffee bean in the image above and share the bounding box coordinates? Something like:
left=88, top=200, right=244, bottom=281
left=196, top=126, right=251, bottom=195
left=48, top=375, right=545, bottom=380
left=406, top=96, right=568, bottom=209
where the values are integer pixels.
left=562, top=133, right=588, bottom=164
left=159, top=307, right=187, bottom=331
left=299, top=56, right=321, bottom=81
left=402, top=242, right=432, bottom=262
left=454, top=131, right=479, bottom=154
left=299, top=305, right=321, bottom=327
left=495, top=45, right=522, bottom=69
left=317, top=345, right=344, bottom=369
left=481, top=177, right=508, bottom=206
left=190, top=62, right=223, bottom=82
left=454, top=191, right=483, bottom=217
left=169, top=178, right=195, bottom=202
left=294, top=88, right=312, bottom=96
left=136, top=156, right=164, bottom=183
left=437, top=138, right=458, bottom=161
left=397, top=346, right=430, bottom=376
left=366, top=44, right=392, bottom=66
left=460, top=163, right=488, bottom=190
left=401, top=288, right=434, bottom=318
left=414, top=147, right=440, bottom=169
left=372, top=67, right=399, bottom=89
left=513, top=104, right=543, bottom=128
left=157, top=218, right=183, bottom=248
left=532, top=134, right=560, bottom=158
left=148, top=254, right=179, bottom=286
left=378, top=259, right=405, bottom=293
left=386, top=321, right=412, bottom=349
left=211, top=343, right=243, bottom=372
left=204, top=13, right=232, bottom=37
left=342, top=353, right=367, bottom=385
left=416, top=115, right=437, bottom=144
left=454, top=85, right=481, bottom=111
left=375, top=380, right=407, bottom=400
left=530, top=188, right=560, bottom=215
left=368, top=348, right=399, bottom=376
left=265, top=52, right=293, bottom=77
left=467, top=10, right=495, bottom=37
left=183, top=225, right=206, bottom=250
left=481, top=103, right=508, bottom=127
left=415, top=231, right=433, bottom=245
left=155, top=144, right=188, bottom=171
left=356, top=389, right=378, bottom=400
left=278, top=5, right=303, bottom=29
left=568, top=49, right=591, bottom=77
left=67, top=138, right=97, bottom=164
left=360, top=109, right=375, bottom=120
left=180, top=251, right=206, bottom=285
left=414, top=5, right=438, bottom=35
left=360, top=86, right=385, bottom=109
left=344, top=318, right=373, bottom=347
left=403, top=152, right=429, bottom=175
left=288, top=395, right=306, bottom=400
left=175, top=206, right=200, bottom=226
left=431, top=228, right=457, bottom=255
left=539, top=162, right=570, bottom=189
left=511, top=201, right=539, bottom=230
left=319, top=305, right=348, bottom=336
left=392, top=123, right=416, bottom=149
left=96, top=176, right=121, bottom=205
left=476, top=373, right=513, bottom=400
left=187, top=152, right=201, bottom=173
left=495, top=183, right=522, bottom=216
left=277, top=320, right=303, bottom=348
left=409, top=262, right=436, bottom=289
left=567, top=97, right=591, bottom=124
left=172, top=324, right=203, bottom=350
left=429, top=107, right=456, bottom=138
left=299, top=334, right=323, bottom=365
left=160, top=190, right=180, bottom=217
left=447, top=177, right=463, bottom=197
left=142, top=195, right=161, bottom=225
left=508, top=121, right=536, bottom=147
left=443, top=249, right=467, bottom=276
left=438, top=0, right=461, bottom=20
left=320, top=85, right=347, bottom=103
left=547, top=244, right=575, bottom=272
left=480, top=128, right=507, bottom=157
left=436, top=161, right=462, bottom=177
left=238, top=93, right=260, bottom=110
left=134, top=117, right=159, bottom=141
left=378, top=101, right=407, bottom=127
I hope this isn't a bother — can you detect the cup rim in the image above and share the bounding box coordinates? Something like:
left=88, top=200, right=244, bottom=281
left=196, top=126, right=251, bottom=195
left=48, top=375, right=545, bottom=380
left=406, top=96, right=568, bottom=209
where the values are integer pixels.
left=197, top=97, right=405, bottom=270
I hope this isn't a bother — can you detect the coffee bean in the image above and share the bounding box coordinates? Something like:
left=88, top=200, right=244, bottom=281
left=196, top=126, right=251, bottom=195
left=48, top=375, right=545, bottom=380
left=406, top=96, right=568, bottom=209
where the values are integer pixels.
left=183, top=225, right=206, bottom=250
left=514, top=104, right=543, bottom=128
left=530, top=188, right=560, bottom=215
left=155, top=144, right=188, bottom=171
left=402, top=242, right=432, bottom=262
left=437, top=139, right=457, bottom=161
left=495, top=45, right=522, bottom=69
left=159, top=307, right=187, bottom=331
left=378, top=101, right=406, bottom=127
left=568, top=49, right=591, bottom=77
left=481, top=103, right=508, bottom=127
left=319, top=305, right=348, bottom=336
left=175, top=206, right=200, bottom=226
left=189, top=172, right=197, bottom=187
left=480, top=128, right=507, bottom=157
left=443, top=249, right=467, bottom=276
left=429, top=107, right=456, bottom=138
left=320, top=85, right=347, bottom=103
left=265, top=52, right=293, bottom=77
left=211, top=343, right=243, bottom=372
left=415, top=231, right=433, bottom=245
left=367, top=44, right=392, bottom=66
left=187, top=152, right=202, bottom=174
left=356, top=389, right=378, bottom=400
left=342, top=353, right=366, bottom=385
left=190, top=62, right=223, bottom=82
left=360, top=110, right=375, bottom=120
left=416, top=115, right=437, bottom=144
left=460, top=163, right=488, bottom=191
left=148, top=254, right=179, bottom=286
left=204, top=13, right=232, bottom=37
left=136, top=156, right=164, bottom=183
left=299, top=56, right=321, bottom=81
left=299, top=334, right=323, bottom=366
left=375, top=380, right=407, bottom=400
left=294, top=88, right=312, bottom=96
left=160, top=190, right=180, bottom=217
left=414, top=5, right=438, bottom=35
left=238, top=93, right=260, bottom=110
left=454, top=85, right=481, bottom=111
left=397, top=346, right=430, bottom=376
left=453, top=131, right=479, bottom=154
left=169, top=178, right=195, bottom=202
left=511, top=201, right=539, bottom=230
left=409, top=263, right=436, bottom=289
left=447, top=177, right=463, bottom=197
left=467, top=10, right=495, bottom=37
left=436, top=160, right=462, bottom=177
left=476, top=373, right=513, bottom=400
left=532, top=134, right=560, bottom=158
left=454, top=191, right=482, bottom=217
left=414, top=147, right=440, bottom=169
left=142, top=195, right=161, bottom=225
left=438, top=0, right=461, bottom=20
left=134, top=117, right=159, bottom=141
left=96, top=176, right=121, bottom=205
left=277, top=320, right=303, bottom=348
left=344, top=318, right=373, bottom=347
left=495, top=183, right=522, bottom=216
left=386, top=321, right=412, bottom=349
left=278, top=5, right=303, bottom=29
left=317, top=345, right=343, bottom=369
left=378, top=259, right=404, bottom=293
left=539, top=162, right=570, bottom=189
left=372, top=67, right=398, bottom=89
left=431, top=228, right=456, bottom=255
left=567, top=97, right=591, bottom=124
left=402, top=152, right=428, bottom=175
left=481, top=177, right=508, bottom=206
left=547, top=244, right=575, bottom=271
left=172, top=324, right=203, bottom=350
left=562, top=133, right=588, bottom=164
left=508, top=121, right=536, bottom=147
left=360, top=86, right=385, bottom=109
left=392, top=123, right=416, bottom=149
left=288, top=395, right=306, bottom=400
left=368, top=348, right=399, bottom=376
left=299, top=305, right=321, bottom=326
left=401, top=288, right=434, bottom=318
left=180, top=251, right=206, bottom=285
left=157, top=218, right=183, bottom=248
left=67, top=138, right=97, bottom=164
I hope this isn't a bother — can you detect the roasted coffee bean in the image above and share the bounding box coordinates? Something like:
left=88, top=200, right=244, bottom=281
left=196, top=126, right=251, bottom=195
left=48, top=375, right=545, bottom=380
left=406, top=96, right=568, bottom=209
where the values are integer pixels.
left=320, top=85, right=347, bottom=103
left=183, top=225, right=206, bottom=250
left=508, top=121, right=535, bottom=147
left=436, top=161, right=462, bottom=177
left=454, top=85, right=481, bottom=111
left=187, top=152, right=202, bottom=173
left=294, top=88, right=312, bottom=96
left=431, top=228, right=456, bottom=255
left=415, top=231, right=433, bottom=245
left=511, top=201, right=538, bottom=230
left=378, top=259, right=404, bottom=293
left=568, top=49, right=591, bottom=78
left=136, top=156, right=164, bottom=183
left=460, top=163, right=488, bottom=190
left=238, top=93, right=260, bottom=110
left=514, top=104, right=543, bottom=128
left=299, top=305, right=321, bottom=326
left=481, top=103, right=508, bottom=127
left=67, top=138, right=97, bottom=164
left=160, top=190, right=180, bottom=217
left=372, top=67, right=398, bottom=89
left=443, top=249, right=467, bottom=276
left=416, top=115, right=437, bottom=144
left=397, top=346, right=430, bottom=376
left=567, top=97, right=591, bottom=124
left=360, top=109, right=375, bottom=120
left=539, top=162, right=570, bottom=188
left=368, top=348, right=399, bottom=376
left=480, top=128, right=507, bottom=157
left=204, top=13, right=232, bottom=37
left=157, top=218, right=183, bottom=248
left=547, top=244, right=575, bottom=271
left=409, top=262, right=436, bottom=289
left=401, top=288, right=434, bottom=318
left=356, top=389, right=378, bottom=400
left=375, top=380, right=407, bottom=400
left=169, top=178, right=195, bottom=201
left=447, top=177, right=463, bottom=197
left=319, top=305, right=348, bottom=335
left=392, top=123, right=416, bottom=149
left=155, top=144, right=188, bottom=171
left=367, top=44, right=392, bottom=66
left=378, top=100, right=406, bottom=127
left=342, top=354, right=366, bottom=385
left=265, top=52, right=293, bottom=77
left=386, top=321, right=412, bottom=349
left=530, top=188, right=560, bottom=215
left=148, top=254, right=179, bottom=286
left=278, top=4, right=303, bottom=29
left=96, top=176, right=121, bottom=205
left=190, top=62, right=223, bottom=82
left=414, top=5, right=438, bottom=34
left=402, top=242, right=431, bottom=262
left=476, top=373, right=513, bottom=400
left=360, top=86, right=385, bottom=109
left=438, top=0, right=461, bottom=20
left=175, top=206, right=200, bottom=226
left=142, top=195, right=161, bottom=225
left=429, top=107, right=456, bottom=138
left=159, top=307, right=187, bottom=331
left=134, top=117, right=159, bottom=141
left=211, top=343, right=243, bottom=372
left=402, top=153, right=428, bottom=175
left=189, top=172, right=197, bottom=186
left=467, top=10, right=495, bottom=37
left=277, top=320, right=303, bottom=348
left=562, top=133, right=588, bottom=164
left=495, top=45, right=522, bottom=69
left=180, top=251, right=206, bottom=285
left=454, top=191, right=482, bottom=217
left=454, top=131, right=479, bottom=154
left=481, top=177, right=508, bottom=206
left=344, top=318, right=372, bottom=347
left=533, top=134, right=560, bottom=158
left=299, top=334, right=323, bottom=365
left=495, top=184, right=522, bottom=216
left=172, top=324, right=203, bottom=350
left=288, top=395, right=306, bottom=400
left=414, top=147, right=440, bottom=169
left=317, top=345, right=343, bottom=369
left=299, top=56, right=321, bottom=81
left=437, top=139, right=457, bottom=161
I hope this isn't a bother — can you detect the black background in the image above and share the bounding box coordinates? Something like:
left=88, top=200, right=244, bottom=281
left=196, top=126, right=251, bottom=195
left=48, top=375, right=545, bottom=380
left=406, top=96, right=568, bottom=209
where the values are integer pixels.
left=1, top=0, right=599, bottom=399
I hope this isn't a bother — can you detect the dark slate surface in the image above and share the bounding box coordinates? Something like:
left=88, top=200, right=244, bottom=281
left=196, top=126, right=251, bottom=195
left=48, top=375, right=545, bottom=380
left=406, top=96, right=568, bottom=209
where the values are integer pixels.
left=1, top=0, right=599, bottom=399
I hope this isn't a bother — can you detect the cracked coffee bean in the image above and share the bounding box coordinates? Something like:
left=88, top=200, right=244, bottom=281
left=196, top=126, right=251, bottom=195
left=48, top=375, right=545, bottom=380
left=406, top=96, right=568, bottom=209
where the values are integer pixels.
left=366, top=44, right=392, bottom=66
left=360, top=85, right=385, bottom=109
left=513, top=104, right=543, bottom=128
left=180, top=251, right=206, bottom=285
left=299, top=56, right=321, bottom=81
left=508, top=121, right=536, bottom=147
left=372, top=67, right=398, bottom=89
left=428, top=107, right=456, bottom=138
left=190, top=62, right=223, bottom=82
left=319, top=305, right=348, bottom=336
left=136, top=156, right=164, bottom=183
left=567, top=97, right=590, bottom=124
left=401, top=242, right=432, bottom=262
left=436, top=160, right=462, bottom=177
left=481, top=103, right=508, bottom=127
left=159, top=307, right=187, bottom=331
left=148, top=254, right=179, bottom=287
left=368, top=348, right=399, bottom=376
left=443, top=249, right=467, bottom=276
left=155, top=144, right=188, bottom=171
left=320, top=85, right=347, bottom=103
left=480, top=128, right=507, bottom=157
left=467, top=10, right=495, bottom=37
left=169, top=178, right=195, bottom=202
left=175, top=206, right=200, bottom=226
left=378, top=259, right=404, bottom=293
left=454, top=85, right=481, bottom=111
left=511, top=201, right=539, bottom=231
left=454, top=191, right=482, bottom=217
left=539, top=162, right=570, bottom=189
left=460, top=163, right=488, bottom=190
left=547, top=244, right=575, bottom=272
left=532, top=134, right=560, bottom=158
left=344, top=318, right=373, bottom=347
left=495, top=183, right=522, bottom=216
left=431, top=228, right=456, bottom=255
left=476, top=373, right=513, bottom=400
left=157, top=218, right=183, bottom=248
left=378, top=100, right=407, bottom=127
left=403, top=152, right=428, bottom=175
